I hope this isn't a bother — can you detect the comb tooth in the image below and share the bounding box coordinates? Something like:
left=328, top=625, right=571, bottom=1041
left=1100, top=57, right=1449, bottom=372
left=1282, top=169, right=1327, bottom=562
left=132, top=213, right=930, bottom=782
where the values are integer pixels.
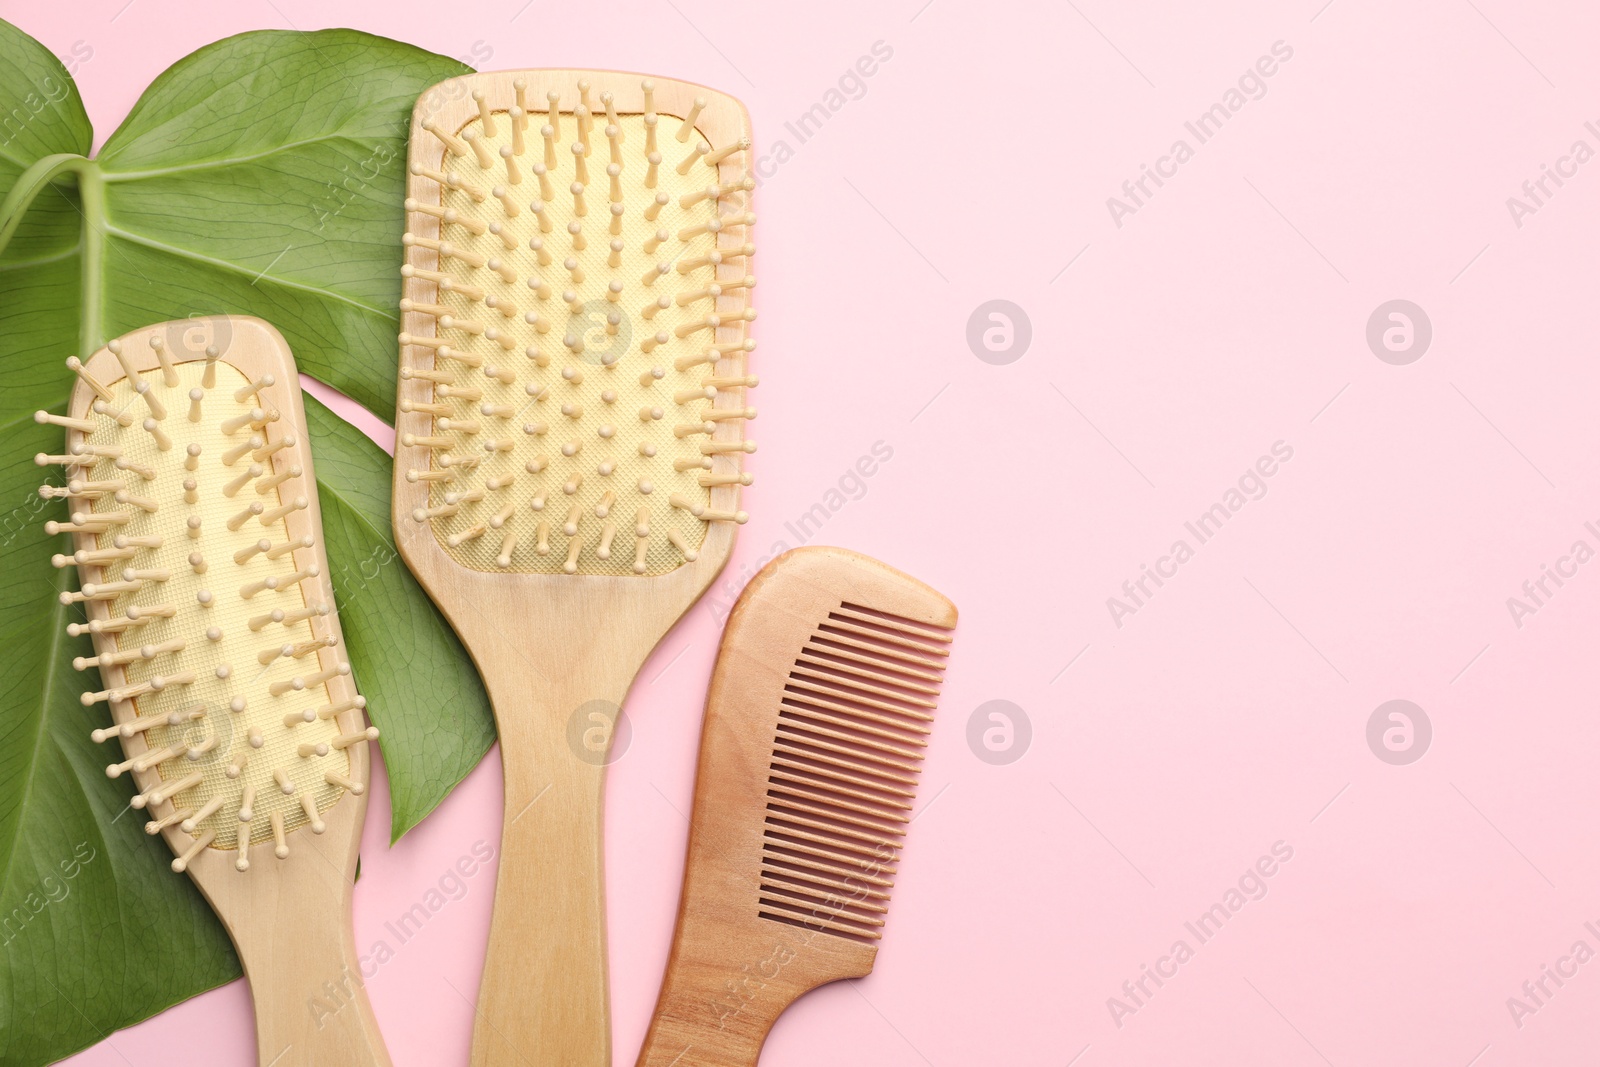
left=258, top=496, right=308, bottom=526
left=666, top=529, right=698, bottom=562
left=220, top=436, right=260, bottom=465
left=401, top=365, right=452, bottom=384
left=677, top=96, right=706, bottom=141
left=66, top=357, right=115, bottom=402
left=136, top=381, right=169, bottom=421
left=143, top=770, right=203, bottom=809
left=270, top=811, right=288, bottom=859
left=602, top=90, right=621, bottom=136
left=255, top=465, right=301, bottom=494
left=326, top=771, right=365, bottom=795
left=575, top=104, right=592, bottom=155
left=676, top=142, right=709, bottom=176
left=780, top=694, right=934, bottom=751
left=472, top=89, right=497, bottom=137
left=223, top=463, right=262, bottom=497
left=181, top=796, right=226, bottom=833
left=781, top=693, right=932, bottom=748
left=606, top=127, right=622, bottom=169
left=495, top=530, right=518, bottom=568
left=645, top=151, right=661, bottom=188
left=404, top=233, right=487, bottom=269
left=765, top=802, right=907, bottom=852
left=317, top=695, right=366, bottom=721
left=797, top=650, right=942, bottom=698
left=698, top=472, right=752, bottom=488
left=93, top=400, right=135, bottom=427
left=330, top=727, right=380, bottom=750
left=545, top=92, right=561, bottom=140
left=774, top=727, right=918, bottom=783
left=402, top=268, right=483, bottom=302
left=170, top=830, right=216, bottom=873
left=300, top=793, right=327, bottom=832
left=422, top=119, right=470, bottom=158
left=645, top=192, right=669, bottom=221
left=821, top=615, right=950, bottom=660
left=764, top=816, right=897, bottom=868
left=264, top=536, right=312, bottom=561
left=767, top=789, right=910, bottom=835
left=770, top=762, right=916, bottom=810
left=34, top=452, right=95, bottom=468
left=145, top=808, right=192, bottom=835
left=542, top=121, right=558, bottom=168
left=107, top=338, right=142, bottom=388
left=464, top=128, right=496, bottom=169
left=509, top=105, right=526, bottom=154
left=35, top=410, right=95, bottom=433
left=763, top=842, right=897, bottom=888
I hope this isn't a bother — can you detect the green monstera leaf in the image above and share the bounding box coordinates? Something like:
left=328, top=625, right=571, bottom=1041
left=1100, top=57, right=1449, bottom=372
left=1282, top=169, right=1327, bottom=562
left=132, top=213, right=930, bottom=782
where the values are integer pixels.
left=0, top=20, right=495, bottom=1064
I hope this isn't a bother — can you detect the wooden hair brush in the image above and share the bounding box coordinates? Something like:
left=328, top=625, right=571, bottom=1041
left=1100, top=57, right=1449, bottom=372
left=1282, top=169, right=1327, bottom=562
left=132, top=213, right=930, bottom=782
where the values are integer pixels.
left=394, top=71, right=756, bottom=1066
left=636, top=547, right=956, bottom=1066
left=37, top=317, right=387, bottom=1065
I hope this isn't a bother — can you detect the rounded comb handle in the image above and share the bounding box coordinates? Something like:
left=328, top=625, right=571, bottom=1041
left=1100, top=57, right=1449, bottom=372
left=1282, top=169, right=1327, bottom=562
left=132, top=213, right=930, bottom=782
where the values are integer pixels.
left=637, top=547, right=956, bottom=1066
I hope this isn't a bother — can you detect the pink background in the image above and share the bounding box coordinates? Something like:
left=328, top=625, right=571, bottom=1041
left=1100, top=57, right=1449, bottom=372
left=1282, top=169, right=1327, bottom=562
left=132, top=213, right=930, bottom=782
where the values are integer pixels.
left=10, top=0, right=1599, bottom=1063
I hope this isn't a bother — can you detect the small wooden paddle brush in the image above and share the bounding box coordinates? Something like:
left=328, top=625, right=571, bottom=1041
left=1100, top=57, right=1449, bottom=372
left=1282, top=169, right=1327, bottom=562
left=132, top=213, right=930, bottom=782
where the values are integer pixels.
left=636, top=546, right=957, bottom=1066
left=37, top=317, right=387, bottom=1064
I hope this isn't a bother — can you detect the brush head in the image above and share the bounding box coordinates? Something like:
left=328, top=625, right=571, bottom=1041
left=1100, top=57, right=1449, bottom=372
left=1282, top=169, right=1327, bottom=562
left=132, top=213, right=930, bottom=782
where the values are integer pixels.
left=640, top=548, right=955, bottom=1059
left=41, top=319, right=375, bottom=874
left=398, top=73, right=755, bottom=578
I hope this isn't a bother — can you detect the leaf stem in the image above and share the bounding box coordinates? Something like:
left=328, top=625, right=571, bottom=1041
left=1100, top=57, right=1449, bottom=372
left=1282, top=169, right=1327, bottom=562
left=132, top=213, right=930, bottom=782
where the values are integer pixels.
left=0, top=153, right=89, bottom=260
left=0, top=152, right=101, bottom=355
left=76, top=163, right=105, bottom=354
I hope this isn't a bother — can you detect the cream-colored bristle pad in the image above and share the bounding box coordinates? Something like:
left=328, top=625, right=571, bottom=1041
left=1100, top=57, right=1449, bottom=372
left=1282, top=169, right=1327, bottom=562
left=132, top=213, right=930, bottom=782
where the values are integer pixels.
left=401, top=74, right=755, bottom=577
left=39, top=320, right=376, bottom=872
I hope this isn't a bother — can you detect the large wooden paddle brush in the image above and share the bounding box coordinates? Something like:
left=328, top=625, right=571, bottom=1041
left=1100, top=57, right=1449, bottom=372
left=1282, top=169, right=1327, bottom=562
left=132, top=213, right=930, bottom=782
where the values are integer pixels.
left=393, top=70, right=757, bottom=1066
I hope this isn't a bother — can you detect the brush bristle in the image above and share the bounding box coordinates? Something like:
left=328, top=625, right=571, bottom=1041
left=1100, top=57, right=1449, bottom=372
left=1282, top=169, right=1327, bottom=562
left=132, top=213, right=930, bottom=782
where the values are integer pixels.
left=39, top=340, right=369, bottom=872
left=402, top=77, right=755, bottom=576
left=756, top=603, right=952, bottom=943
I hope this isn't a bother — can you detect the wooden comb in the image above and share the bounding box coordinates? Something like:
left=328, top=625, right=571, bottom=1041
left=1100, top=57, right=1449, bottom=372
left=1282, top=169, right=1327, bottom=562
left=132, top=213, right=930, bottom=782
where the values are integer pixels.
left=636, top=547, right=957, bottom=1066
left=39, top=317, right=387, bottom=1064
left=394, top=71, right=756, bottom=1067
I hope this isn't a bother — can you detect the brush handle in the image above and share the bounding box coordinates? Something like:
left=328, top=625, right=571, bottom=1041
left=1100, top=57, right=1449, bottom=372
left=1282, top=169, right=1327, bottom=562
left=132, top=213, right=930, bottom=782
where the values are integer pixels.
left=228, top=853, right=390, bottom=1067
left=471, top=655, right=639, bottom=1067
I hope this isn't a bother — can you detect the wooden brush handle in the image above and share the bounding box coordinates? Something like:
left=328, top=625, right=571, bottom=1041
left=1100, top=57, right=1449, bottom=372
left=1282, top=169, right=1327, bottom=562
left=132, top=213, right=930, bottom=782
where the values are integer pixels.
left=471, top=655, right=639, bottom=1067
left=227, top=853, right=390, bottom=1066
